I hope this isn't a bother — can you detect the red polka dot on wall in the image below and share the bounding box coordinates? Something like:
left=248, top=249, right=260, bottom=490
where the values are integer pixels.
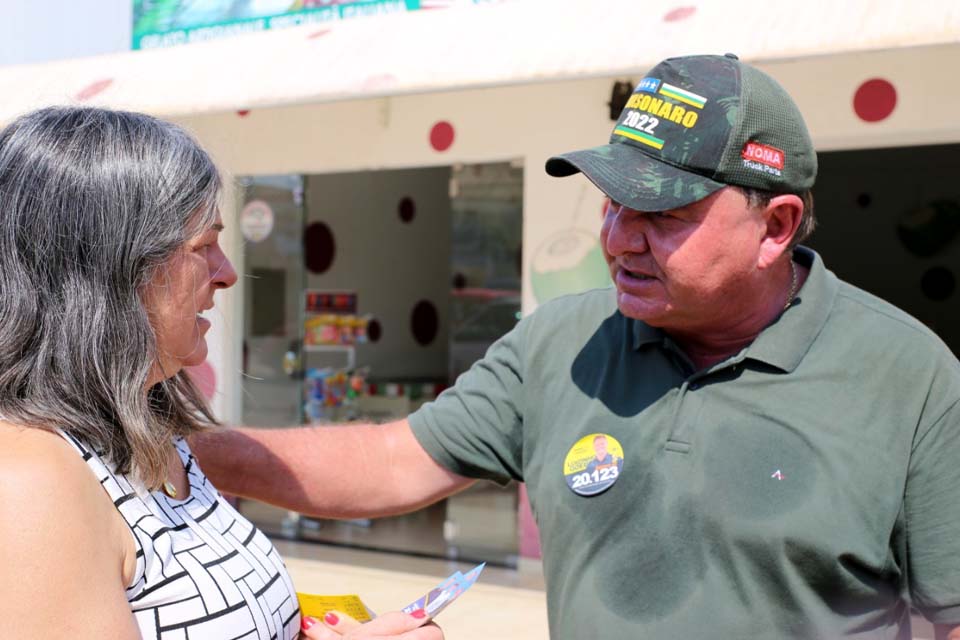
left=75, top=78, right=114, bottom=102
left=398, top=197, right=416, bottom=223
left=236, top=110, right=251, bottom=117
left=367, top=318, right=382, bottom=343
left=411, top=300, right=439, bottom=346
left=429, top=121, right=455, bottom=152
left=304, top=221, right=336, bottom=274
left=663, top=6, right=697, bottom=22
left=853, top=78, right=897, bottom=123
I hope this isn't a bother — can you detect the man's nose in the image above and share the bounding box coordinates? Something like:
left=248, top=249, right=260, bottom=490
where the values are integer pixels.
left=604, top=206, right=649, bottom=256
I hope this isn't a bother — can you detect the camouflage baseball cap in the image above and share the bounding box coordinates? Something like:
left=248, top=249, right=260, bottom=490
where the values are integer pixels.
left=545, top=53, right=817, bottom=211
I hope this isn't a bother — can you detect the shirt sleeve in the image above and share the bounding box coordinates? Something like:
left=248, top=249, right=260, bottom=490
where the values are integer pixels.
left=408, top=317, right=528, bottom=485
left=905, top=394, right=960, bottom=624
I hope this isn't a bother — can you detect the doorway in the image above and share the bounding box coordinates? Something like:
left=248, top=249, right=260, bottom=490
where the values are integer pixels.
left=811, top=143, right=960, bottom=355
left=236, top=161, right=524, bottom=566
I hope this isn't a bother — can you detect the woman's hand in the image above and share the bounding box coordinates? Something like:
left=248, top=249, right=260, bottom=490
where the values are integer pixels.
left=300, top=610, right=443, bottom=640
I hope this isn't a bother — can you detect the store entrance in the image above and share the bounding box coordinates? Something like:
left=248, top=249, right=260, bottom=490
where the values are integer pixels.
left=811, top=143, right=960, bottom=356
left=237, top=161, right=523, bottom=565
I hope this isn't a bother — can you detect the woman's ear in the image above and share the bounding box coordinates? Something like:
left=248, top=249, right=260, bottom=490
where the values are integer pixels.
left=758, top=194, right=804, bottom=269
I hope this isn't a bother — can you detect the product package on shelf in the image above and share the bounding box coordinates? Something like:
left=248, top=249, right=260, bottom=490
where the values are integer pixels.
left=304, top=367, right=369, bottom=423
left=304, top=314, right=371, bottom=346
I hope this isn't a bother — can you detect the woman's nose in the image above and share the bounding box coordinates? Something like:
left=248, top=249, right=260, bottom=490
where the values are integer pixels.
left=210, top=247, right=238, bottom=290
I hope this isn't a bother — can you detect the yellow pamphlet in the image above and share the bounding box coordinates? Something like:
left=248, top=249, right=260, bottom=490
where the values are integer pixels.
left=296, top=593, right=374, bottom=623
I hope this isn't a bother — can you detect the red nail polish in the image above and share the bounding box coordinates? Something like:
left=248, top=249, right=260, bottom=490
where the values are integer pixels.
left=301, top=616, right=316, bottom=630
left=411, top=608, right=427, bottom=619
left=324, top=612, right=340, bottom=626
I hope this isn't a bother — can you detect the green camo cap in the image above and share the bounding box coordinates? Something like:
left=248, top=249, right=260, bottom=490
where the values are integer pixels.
left=546, top=54, right=817, bottom=211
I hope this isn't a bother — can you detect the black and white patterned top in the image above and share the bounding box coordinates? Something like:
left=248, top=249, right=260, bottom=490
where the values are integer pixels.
left=61, top=432, right=301, bottom=639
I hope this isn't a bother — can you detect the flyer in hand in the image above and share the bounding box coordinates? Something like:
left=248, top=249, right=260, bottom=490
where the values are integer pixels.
left=297, top=562, right=486, bottom=626
left=401, top=563, right=486, bottom=622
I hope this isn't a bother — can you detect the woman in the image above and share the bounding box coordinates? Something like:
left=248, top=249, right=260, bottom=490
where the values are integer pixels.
left=0, top=106, right=440, bottom=640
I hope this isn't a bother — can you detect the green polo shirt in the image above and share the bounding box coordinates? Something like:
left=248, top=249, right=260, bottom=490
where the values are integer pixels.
left=409, top=247, right=960, bottom=639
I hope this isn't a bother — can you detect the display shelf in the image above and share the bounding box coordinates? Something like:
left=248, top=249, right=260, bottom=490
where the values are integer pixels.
left=303, top=344, right=356, bottom=369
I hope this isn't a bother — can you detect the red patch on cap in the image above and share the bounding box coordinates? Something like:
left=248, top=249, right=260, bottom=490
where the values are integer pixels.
left=741, top=142, right=785, bottom=170
left=307, top=28, right=331, bottom=39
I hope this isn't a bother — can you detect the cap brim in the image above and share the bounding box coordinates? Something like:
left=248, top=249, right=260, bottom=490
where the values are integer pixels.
left=545, top=143, right=727, bottom=211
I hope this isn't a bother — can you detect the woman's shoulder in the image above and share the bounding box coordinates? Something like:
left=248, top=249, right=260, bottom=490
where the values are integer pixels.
left=0, top=423, right=142, bottom=636
left=0, top=421, right=132, bottom=558
left=0, top=423, right=118, bottom=532
left=0, top=423, right=82, bottom=478
left=0, top=423, right=91, bottom=486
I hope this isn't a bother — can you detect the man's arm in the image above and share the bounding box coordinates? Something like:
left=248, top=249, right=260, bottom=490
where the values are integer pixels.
left=190, top=419, right=475, bottom=518
left=934, top=624, right=960, bottom=640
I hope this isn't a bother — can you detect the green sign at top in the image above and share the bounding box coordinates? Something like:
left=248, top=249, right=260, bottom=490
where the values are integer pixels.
left=133, top=0, right=495, bottom=50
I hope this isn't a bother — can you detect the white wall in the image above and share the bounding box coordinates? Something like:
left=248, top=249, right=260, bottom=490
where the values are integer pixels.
left=0, top=1, right=131, bottom=66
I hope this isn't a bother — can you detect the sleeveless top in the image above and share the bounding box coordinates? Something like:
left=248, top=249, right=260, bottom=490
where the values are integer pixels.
left=60, top=431, right=301, bottom=639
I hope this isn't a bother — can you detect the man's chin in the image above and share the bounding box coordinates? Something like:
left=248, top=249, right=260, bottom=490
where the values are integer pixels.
left=616, top=294, right=664, bottom=324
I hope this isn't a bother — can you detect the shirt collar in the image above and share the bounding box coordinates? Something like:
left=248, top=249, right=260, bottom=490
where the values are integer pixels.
left=628, top=246, right=837, bottom=372
left=632, top=318, right=663, bottom=349
left=740, top=246, right=837, bottom=372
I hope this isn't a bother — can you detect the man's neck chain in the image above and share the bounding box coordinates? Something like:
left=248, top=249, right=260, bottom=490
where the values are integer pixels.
left=783, top=259, right=799, bottom=312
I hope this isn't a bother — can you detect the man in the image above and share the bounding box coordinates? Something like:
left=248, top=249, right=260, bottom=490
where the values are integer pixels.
left=194, top=54, right=960, bottom=639
left=585, top=434, right=619, bottom=474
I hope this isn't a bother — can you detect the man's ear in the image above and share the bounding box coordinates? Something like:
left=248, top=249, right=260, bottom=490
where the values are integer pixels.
left=758, top=194, right=804, bottom=269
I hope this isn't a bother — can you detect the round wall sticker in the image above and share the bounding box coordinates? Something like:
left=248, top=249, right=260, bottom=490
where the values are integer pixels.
left=240, top=200, right=275, bottom=243
left=563, top=433, right=625, bottom=497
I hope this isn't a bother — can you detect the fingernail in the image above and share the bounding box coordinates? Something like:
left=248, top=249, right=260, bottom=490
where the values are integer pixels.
left=411, top=609, right=427, bottom=619
left=301, top=616, right=317, bottom=630
left=324, top=612, right=340, bottom=626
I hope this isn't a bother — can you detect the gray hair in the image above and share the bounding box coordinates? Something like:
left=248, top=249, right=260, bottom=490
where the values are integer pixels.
left=0, top=106, right=220, bottom=489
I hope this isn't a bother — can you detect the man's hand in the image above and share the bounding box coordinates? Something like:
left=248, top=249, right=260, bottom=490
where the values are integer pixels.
left=300, top=610, right=442, bottom=640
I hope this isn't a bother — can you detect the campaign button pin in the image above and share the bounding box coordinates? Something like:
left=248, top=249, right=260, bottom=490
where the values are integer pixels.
left=563, top=433, right=624, bottom=497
